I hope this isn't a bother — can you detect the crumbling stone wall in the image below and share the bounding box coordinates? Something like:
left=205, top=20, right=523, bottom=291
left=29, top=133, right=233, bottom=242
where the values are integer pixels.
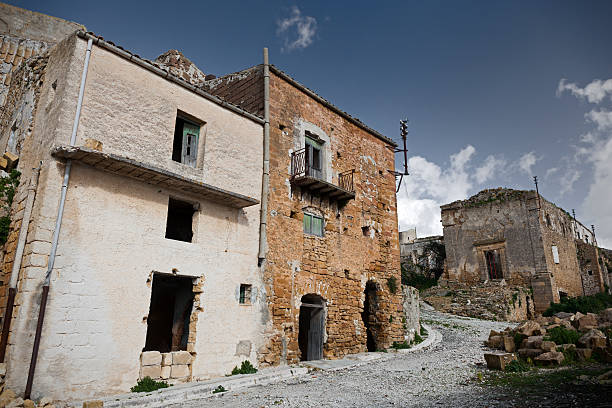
left=402, top=286, right=420, bottom=342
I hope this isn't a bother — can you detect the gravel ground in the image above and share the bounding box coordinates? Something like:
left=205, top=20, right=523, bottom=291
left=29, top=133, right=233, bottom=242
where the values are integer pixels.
left=174, top=308, right=521, bottom=408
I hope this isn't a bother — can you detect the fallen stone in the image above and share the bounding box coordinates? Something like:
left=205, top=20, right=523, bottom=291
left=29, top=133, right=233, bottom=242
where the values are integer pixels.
left=600, top=308, right=612, bottom=323
left=82, top=401, right=103, bottom=408
left=554, top=312, right=575, bottom=320
left=23, top=399, right=35, bottom=408
left=489, top=330, right=500, bottom=337
left=560, top=320, right=574, bottom=330
left=534, top=351, right=565, bottom=366
left=484, top=352, right=517, bottom=370
left=140, top=364, right=161, bottom=379
left=516, top=320, right=543, bottom=336
left=541, top=341, right=556, bottom=352
left=39, top=397, right=53, bottom=407
left=6, top=397, right=24, bottom=408
left=525, top=335, right=544, bottom=349
left=518, top=348, right=543, bottom=359
left=0, top=389, right=17, bottom=407
left=575, top=348, right=592, bottom=361
left=171, top=364, right=190, bottom=379
left=578, top=329, right=607, bottom=349
left=172, top=351, right=192, bottom=365
left=486, top=335, right=503, bottom=349
left=141, top=351, right=162, bottom=366
left=572, top=314, right=598, bottom=331
left=598, top=370, right=612, bottom=381
left=503, top=336, right=515, bottom=352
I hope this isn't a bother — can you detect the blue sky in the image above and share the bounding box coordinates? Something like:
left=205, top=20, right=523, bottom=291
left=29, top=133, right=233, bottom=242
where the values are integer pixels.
left=9, top=0, right=612, bottom=246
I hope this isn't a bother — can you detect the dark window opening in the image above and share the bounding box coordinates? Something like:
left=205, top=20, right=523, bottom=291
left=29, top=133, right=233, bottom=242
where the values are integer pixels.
left=165, top=198, right=196, bottom=242
left=362, top=281, right=379, bottom=352
left=545, top=214, right=552, bottom=228
left=239, top=284, right=252, bottom=304
left=172, top=116, right=200, bottom=167
left=485, top=249, right=503, bottom=280
left=305, top=134, right=323, bottom=179
left=144, top=274, right=194, bottom=353
left=559, top=291, right=568, bottom=300
left=587, top=270, right=593, bottom=276
left=362, top=226, right=370, bottom=236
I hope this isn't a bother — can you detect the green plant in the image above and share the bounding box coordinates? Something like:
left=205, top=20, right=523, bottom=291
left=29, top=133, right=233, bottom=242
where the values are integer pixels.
left=513, top=332, right=527, bottom=350
left=401, top=265, right=438, bottom=291
left=544, top=326, right=581, bottom=345
left=389, top=315, right=393, bottom=323
left=230, top=360, right=258, bottom=375
left=130, top=377, right=170, bottom=393
left=0, top=170, right=21, bottom=245
left=505, top=359, right=530, bottom=373
left=375, top=348, right=388, bottom=353
left=387, top=276, right=398, bottom=294
left=543, top=291, right=612, bottom=316
left=413, top=332, right=423, bottom=345
left=212, top=385, right=226, bottom=394
left=420, top=324, right=428, bottom=336
left=391, top=341, right=411, bottom=349
left=562, top=348, right=578, bottom=365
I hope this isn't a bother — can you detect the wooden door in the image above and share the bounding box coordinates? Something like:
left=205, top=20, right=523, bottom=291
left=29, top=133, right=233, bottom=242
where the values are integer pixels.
left=308, top=307, right=324, bottom=360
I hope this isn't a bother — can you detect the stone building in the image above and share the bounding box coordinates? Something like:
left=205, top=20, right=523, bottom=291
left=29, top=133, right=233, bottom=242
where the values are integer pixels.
left=441, top=188, right=609, bottom=313
left=0, top=5, right=267, bottom=400
left=204, top=57, right=404, bottom=364
left=399, top=231, right=444, bottom=274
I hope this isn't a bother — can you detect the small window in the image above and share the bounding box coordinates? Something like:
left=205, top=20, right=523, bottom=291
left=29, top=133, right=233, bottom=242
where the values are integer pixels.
left=305, top=133, right=323, bottom=179
left=304, top=213, right=324, bottom=237
left=552, top=245, right=559, bottom=264
left=165, top=198, right=196, bottom=242
left=172, top=116, right=200, bottom=167
left=239, top=284, right=252, bottom=305
left=587, top=270, right=593, bottom=276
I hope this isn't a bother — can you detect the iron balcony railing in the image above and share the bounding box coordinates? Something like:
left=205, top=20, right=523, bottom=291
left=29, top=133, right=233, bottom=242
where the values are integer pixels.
left=290, top=148, right=355, bottom=193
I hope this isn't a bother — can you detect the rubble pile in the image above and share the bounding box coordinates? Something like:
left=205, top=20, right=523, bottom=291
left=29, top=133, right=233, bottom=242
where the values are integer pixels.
left=483, top=308, right=612, bottom=370
left=0, top=363, right=56, bottom=408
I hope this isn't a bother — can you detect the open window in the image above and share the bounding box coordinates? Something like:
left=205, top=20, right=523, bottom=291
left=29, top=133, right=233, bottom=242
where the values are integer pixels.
left=552, top=245, right=560, bottom=264
left=239, top=284, right=252, bottom=305
left=304, top=213, right=324, bottom=237
left=144, top=274, right=194, bottom=353
left=172, top=116, right=200, bottom=167
left=165, top=198, right=196, bottom=242
left=305, top=132, right=323, bottom=179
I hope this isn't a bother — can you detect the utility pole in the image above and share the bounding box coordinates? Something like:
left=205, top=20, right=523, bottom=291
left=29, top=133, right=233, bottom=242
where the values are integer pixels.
left=533, top=176, right=541, bottom=210
left=390, top=119, right=410, bottom=192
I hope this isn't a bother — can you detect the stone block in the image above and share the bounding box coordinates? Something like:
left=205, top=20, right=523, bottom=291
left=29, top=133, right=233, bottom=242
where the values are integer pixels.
left=486, top=335, right=503, bottom=349
left=140, top=365, right=161, bottom=379
left=575, top=348, right=592, bottom=361
left=3, top=151, right=18, bottom=169
left=171, top=351, right=192, bottom=365
left=161, top=353, right=172, bottom=366
left=6, top=398, right=24, bottom=408
left=161, top=365, right=171, bottom=380
left=171, top=364, right=190, bottom=379
left=600, top=308, right=612, bottom=323
left=39, top=396, right=53, bottom=406
left=554, top=312, right=575, bottom=320
left=540, top=341, right=556, bottom=352
left=0, top=389, right=16, bottom=407
left=236, top=340, right=252, bottom=356
left=578, top=329, right=607, bottom=349
left=534, top=351, right=564, bottom=366
left=525, top=335, right=543, bottom=349
left=558, top=343, right=576, bottom=352
left=516, top=320, right=543, bottom=336
left=24, top=400, right=35, bottom=408
left=484, top=352, right=516, bottom=370
left=82, top=401, right=103, bottom=408
left=503, top=336, right=515, bottom=352
left=518, top=348, right=543, bottom=359
left=141, top=351, right=162, bottom=366
left=572, top=314, right=598, bottom=331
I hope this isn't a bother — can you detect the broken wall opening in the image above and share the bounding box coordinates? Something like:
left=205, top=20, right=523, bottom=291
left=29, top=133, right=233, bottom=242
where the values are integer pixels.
left=165, top=197, right=196, bottom=242
left=298, top=294, right=325, bottom=361
left=144, top=273, right=194, bottom=353
left=362, top=280, right=380, bottom=352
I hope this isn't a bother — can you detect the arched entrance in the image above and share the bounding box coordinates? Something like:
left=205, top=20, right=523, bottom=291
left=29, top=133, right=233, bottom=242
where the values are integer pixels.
left=298, top=294, right=325, bottom=361
left=361, top=281, right=379, bottom=352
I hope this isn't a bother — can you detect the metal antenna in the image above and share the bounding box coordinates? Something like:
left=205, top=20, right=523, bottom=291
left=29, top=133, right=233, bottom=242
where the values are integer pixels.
left=390, top=119, right=410, bottom=192
left=572, top=209, right=577, bottom=238
left=533, top=176, right=541, bottom=210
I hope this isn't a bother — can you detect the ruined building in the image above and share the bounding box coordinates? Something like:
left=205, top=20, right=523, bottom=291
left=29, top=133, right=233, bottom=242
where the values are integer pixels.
left=203, top=55, right=404, bottom=365
left=0, top=3, right=405, bottom=401
left=441, top=188, right=610, bottom=314
left=399, top=231, right=444, bottom=276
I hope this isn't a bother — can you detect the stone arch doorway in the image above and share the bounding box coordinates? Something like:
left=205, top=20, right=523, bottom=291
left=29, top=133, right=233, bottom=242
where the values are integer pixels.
left=298, top=294, right=325, bottom=361
left=362, top=281, right=379, bottom=352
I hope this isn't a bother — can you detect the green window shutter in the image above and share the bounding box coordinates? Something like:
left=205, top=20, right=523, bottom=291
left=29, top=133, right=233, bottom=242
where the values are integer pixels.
left=312, top=216, right=323, bottom=236
left=303, top=214, right=312, bottom=234
left=182, top=121, right=200, bottom=167
left=305, top=135, right=322, bottom=150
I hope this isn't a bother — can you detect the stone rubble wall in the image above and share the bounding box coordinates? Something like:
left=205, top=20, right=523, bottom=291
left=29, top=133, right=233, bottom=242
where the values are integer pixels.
left=402, top=286, right=420, bottom=342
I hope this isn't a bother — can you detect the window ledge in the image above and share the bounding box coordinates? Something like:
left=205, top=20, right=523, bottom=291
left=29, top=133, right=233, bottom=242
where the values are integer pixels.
left=51, top=145, right=259, bottom=208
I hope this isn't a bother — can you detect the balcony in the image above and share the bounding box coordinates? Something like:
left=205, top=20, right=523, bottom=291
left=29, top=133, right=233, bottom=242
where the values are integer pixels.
left=290, top=148, right=355, bottom=202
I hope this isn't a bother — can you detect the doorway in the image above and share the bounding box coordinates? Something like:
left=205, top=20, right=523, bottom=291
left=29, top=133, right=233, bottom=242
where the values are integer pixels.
left=362, top=281, right=379, bottom=352
left=298, top=294, right=325, bottom=361
left=144, top=274, right=194, bottom=353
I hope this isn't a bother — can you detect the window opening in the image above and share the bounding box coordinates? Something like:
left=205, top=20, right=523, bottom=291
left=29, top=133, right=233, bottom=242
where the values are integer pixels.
left=144, top=274, right=194, bottom=353
left=485, top=249, right=503, bottom=279
left=165, top=198, right=196, bottom=242
left=172, top=116, right=200, bottom=167
left=552, top=245, right=559, bottom=264
left=239, top=284, right=252, bottom=304
left=303, top=213, right=323, bottom=237
left=305, top=133, right=323, bottom=179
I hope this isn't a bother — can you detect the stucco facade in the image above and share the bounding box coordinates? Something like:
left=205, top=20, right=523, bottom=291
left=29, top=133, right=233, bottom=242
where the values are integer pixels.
left=0, top=31, right=265, bottom=400
left=441, top=188, right=607, bottom=313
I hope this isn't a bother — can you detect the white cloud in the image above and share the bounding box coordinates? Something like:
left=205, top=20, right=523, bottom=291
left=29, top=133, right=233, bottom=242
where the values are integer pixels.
left=585, top=109, right=612, bottom=130
left=277, top=6, right=317, bottom=52
left=557, top=78, right=612, bottom=104
left=545, top=167, right=559, bottom=179
left=474, top=155, right=506, bottom=183
left=517, top=151, right=539, bottom=175
left=559, top=169, right=581, bottom=195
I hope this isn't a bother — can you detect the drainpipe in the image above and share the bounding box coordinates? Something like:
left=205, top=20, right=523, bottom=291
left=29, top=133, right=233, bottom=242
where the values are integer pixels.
left=258, top=48, right=270, bottom=266
left=0, top=165, right=41, bottom=362
left=24, top=37, right=93, bottom=399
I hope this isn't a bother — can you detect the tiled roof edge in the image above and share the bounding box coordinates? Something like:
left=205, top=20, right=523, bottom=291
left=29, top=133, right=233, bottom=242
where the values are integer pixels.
left=76, top=31, right=264, bottom=125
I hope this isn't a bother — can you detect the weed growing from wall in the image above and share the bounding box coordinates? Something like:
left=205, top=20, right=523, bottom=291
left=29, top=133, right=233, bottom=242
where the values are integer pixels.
left=0, top=170, right=21, bottom=245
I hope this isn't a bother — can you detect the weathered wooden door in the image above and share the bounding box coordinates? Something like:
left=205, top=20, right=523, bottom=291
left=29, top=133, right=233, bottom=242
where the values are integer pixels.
left=307, top=307, right=324, bottom=360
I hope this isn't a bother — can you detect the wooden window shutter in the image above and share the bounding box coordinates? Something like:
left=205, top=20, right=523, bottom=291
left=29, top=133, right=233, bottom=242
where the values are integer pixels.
left=182, top=121, right=200, bottom=167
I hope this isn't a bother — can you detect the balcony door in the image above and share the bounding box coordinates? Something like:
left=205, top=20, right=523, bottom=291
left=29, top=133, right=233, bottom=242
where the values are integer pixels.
left=305, top=135, right=322, bottom=180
